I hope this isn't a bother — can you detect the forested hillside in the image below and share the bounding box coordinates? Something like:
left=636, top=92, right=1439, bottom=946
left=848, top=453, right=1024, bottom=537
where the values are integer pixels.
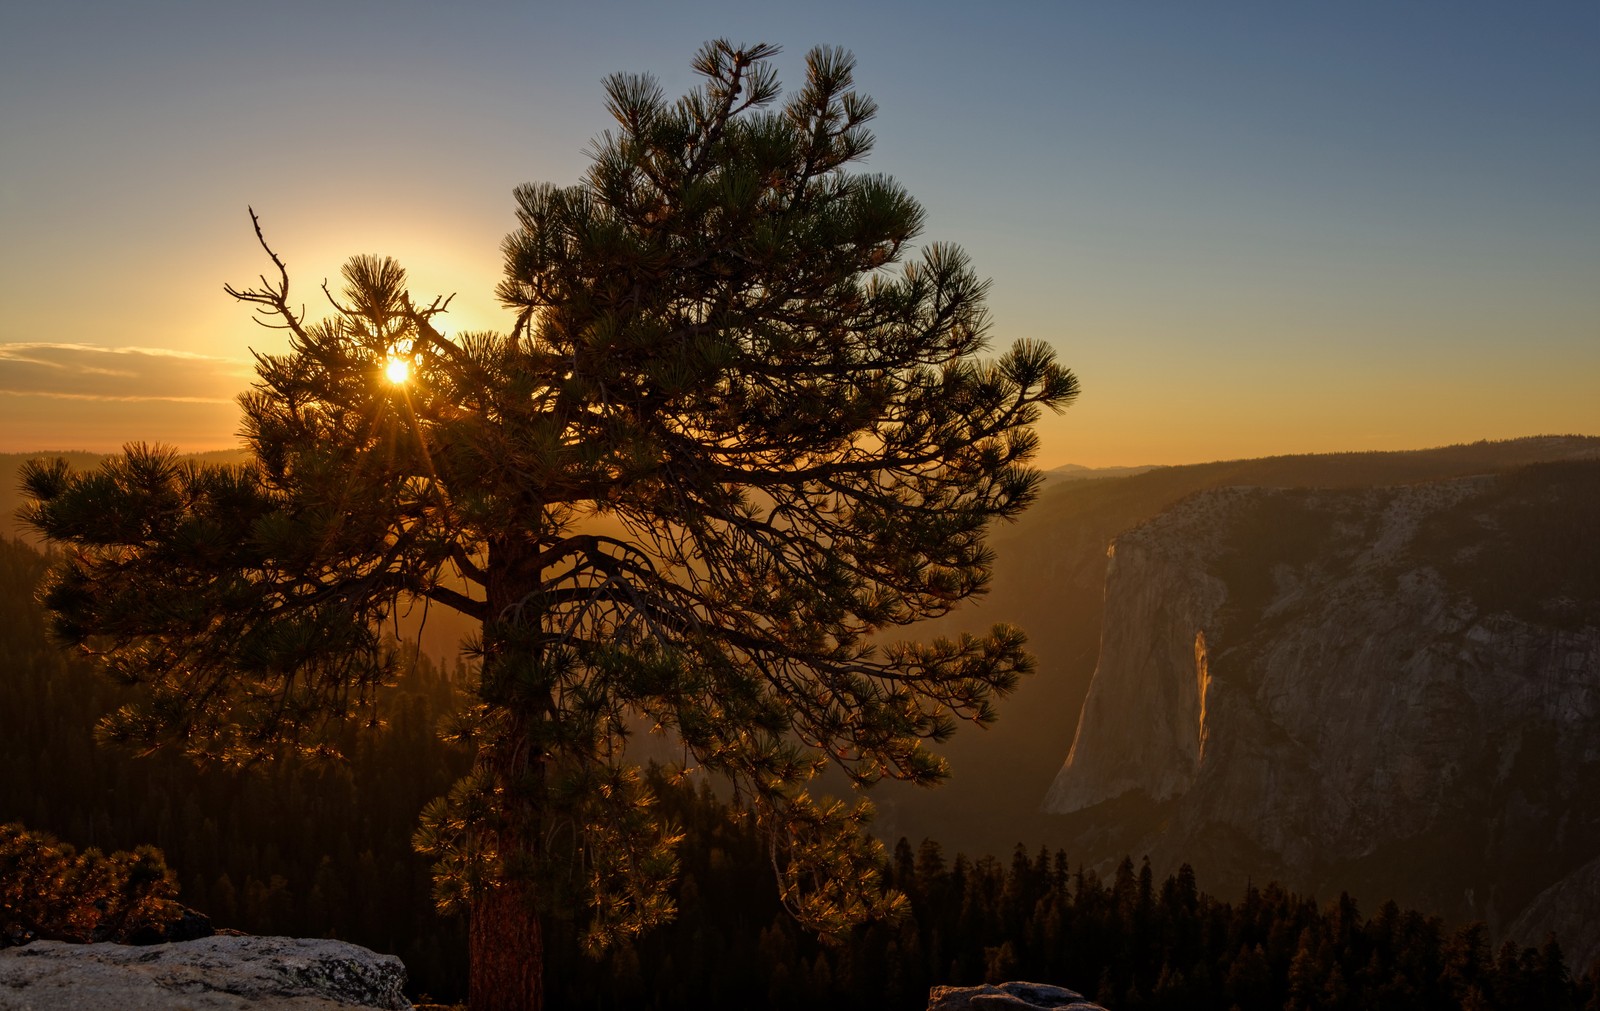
left=5, top=533, right=1600, bottom=1007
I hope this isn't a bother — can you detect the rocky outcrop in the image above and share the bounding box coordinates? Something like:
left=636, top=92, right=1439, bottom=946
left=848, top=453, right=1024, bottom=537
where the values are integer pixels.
left=1044, top=462, right=1600, bottom=941
left=928, top=981, right=1105, bottom=1010
left=0, top=936, right=410, bottom=1010
left=1506, top=853, right=1600, bottom=975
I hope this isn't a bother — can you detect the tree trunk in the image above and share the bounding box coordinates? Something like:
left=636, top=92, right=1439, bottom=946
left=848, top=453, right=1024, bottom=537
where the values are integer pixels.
left=470, top=535, right=548, bottom=1011
left=470, top=874, right=544, bottom=1011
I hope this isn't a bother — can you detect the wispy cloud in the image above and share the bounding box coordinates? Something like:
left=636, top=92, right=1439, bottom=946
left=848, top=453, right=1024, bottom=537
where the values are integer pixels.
left=0, top=343, right=253, bottom=404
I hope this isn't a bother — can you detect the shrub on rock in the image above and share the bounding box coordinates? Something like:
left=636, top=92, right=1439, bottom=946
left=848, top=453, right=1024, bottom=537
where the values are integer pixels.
left=0, top=822, right=210, bottom=946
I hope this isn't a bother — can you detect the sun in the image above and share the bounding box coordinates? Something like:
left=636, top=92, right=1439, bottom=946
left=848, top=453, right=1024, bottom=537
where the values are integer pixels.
left=383, top=352, right=412, bottom=385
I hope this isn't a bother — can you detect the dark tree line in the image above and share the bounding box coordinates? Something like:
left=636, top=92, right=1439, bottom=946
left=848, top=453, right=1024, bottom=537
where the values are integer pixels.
left=3, top=535, right=1597, bottom=1008
left=545, top=775, right=1598, bottom=1011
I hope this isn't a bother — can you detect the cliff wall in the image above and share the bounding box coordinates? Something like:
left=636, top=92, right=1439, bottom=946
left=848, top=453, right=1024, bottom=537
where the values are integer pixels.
left=1044, top=462, right=1600, bottom=943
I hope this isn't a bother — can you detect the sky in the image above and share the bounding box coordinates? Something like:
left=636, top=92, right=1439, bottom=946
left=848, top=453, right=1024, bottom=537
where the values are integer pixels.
left=2, top=1, right=1596, bottom=468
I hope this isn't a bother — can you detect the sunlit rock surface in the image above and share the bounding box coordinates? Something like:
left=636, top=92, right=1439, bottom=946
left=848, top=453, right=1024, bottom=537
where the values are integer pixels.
left=1044, top=463, right=1600, bottom=943
left=928, top=981, right=1106, bottom=1010
left=0, top=936, right=410, bottom=1010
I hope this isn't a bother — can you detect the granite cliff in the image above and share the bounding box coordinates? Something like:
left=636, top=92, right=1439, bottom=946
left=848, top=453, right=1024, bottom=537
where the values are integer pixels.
left=1044, top=461, right=1600, bottom=954
left=855, top=436, right=1600, bottom=855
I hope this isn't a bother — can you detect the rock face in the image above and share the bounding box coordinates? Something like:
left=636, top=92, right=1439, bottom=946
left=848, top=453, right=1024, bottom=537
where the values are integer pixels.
left=1044, top=462, right=1600, bottom=943
left=1506, top=852, right=1600, bottom=976
left=867, top=437, right=1600, bottom=859
left=927, top=981, right=1105, bottom=1010
left=0, top=936, right=410, bottom=1010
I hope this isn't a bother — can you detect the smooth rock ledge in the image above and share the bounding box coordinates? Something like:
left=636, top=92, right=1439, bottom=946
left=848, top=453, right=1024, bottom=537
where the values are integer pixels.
left=0, top=935, right=410, bottom=1010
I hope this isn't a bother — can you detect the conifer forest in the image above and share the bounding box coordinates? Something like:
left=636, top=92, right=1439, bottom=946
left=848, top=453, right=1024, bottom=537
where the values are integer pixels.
left=4, top=535, right=1597, bottom=1009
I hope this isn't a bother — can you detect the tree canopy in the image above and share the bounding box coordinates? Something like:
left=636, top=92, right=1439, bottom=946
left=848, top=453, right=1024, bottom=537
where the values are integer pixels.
left=23, top=40, right=1078, bottom=1010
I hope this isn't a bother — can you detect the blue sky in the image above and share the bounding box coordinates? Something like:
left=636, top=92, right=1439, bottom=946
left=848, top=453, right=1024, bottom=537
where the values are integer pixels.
left=2, top=1, right=1596, bottom=464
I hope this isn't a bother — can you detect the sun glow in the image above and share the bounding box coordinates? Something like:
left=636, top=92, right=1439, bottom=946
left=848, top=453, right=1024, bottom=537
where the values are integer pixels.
left=383, top=353, right=413, bottom=385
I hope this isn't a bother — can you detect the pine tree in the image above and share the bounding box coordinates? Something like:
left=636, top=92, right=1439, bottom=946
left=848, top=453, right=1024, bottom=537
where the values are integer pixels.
left=21, top=40, right=1077, bottom=1011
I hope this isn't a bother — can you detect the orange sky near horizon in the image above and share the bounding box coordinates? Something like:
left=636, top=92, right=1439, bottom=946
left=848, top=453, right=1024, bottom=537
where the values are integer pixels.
left=3, top=3, right=1596, bottom=470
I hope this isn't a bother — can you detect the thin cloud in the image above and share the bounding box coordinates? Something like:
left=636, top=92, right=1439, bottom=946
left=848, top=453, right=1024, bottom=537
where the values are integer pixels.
left=0, top=343, right=253, bottom=404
